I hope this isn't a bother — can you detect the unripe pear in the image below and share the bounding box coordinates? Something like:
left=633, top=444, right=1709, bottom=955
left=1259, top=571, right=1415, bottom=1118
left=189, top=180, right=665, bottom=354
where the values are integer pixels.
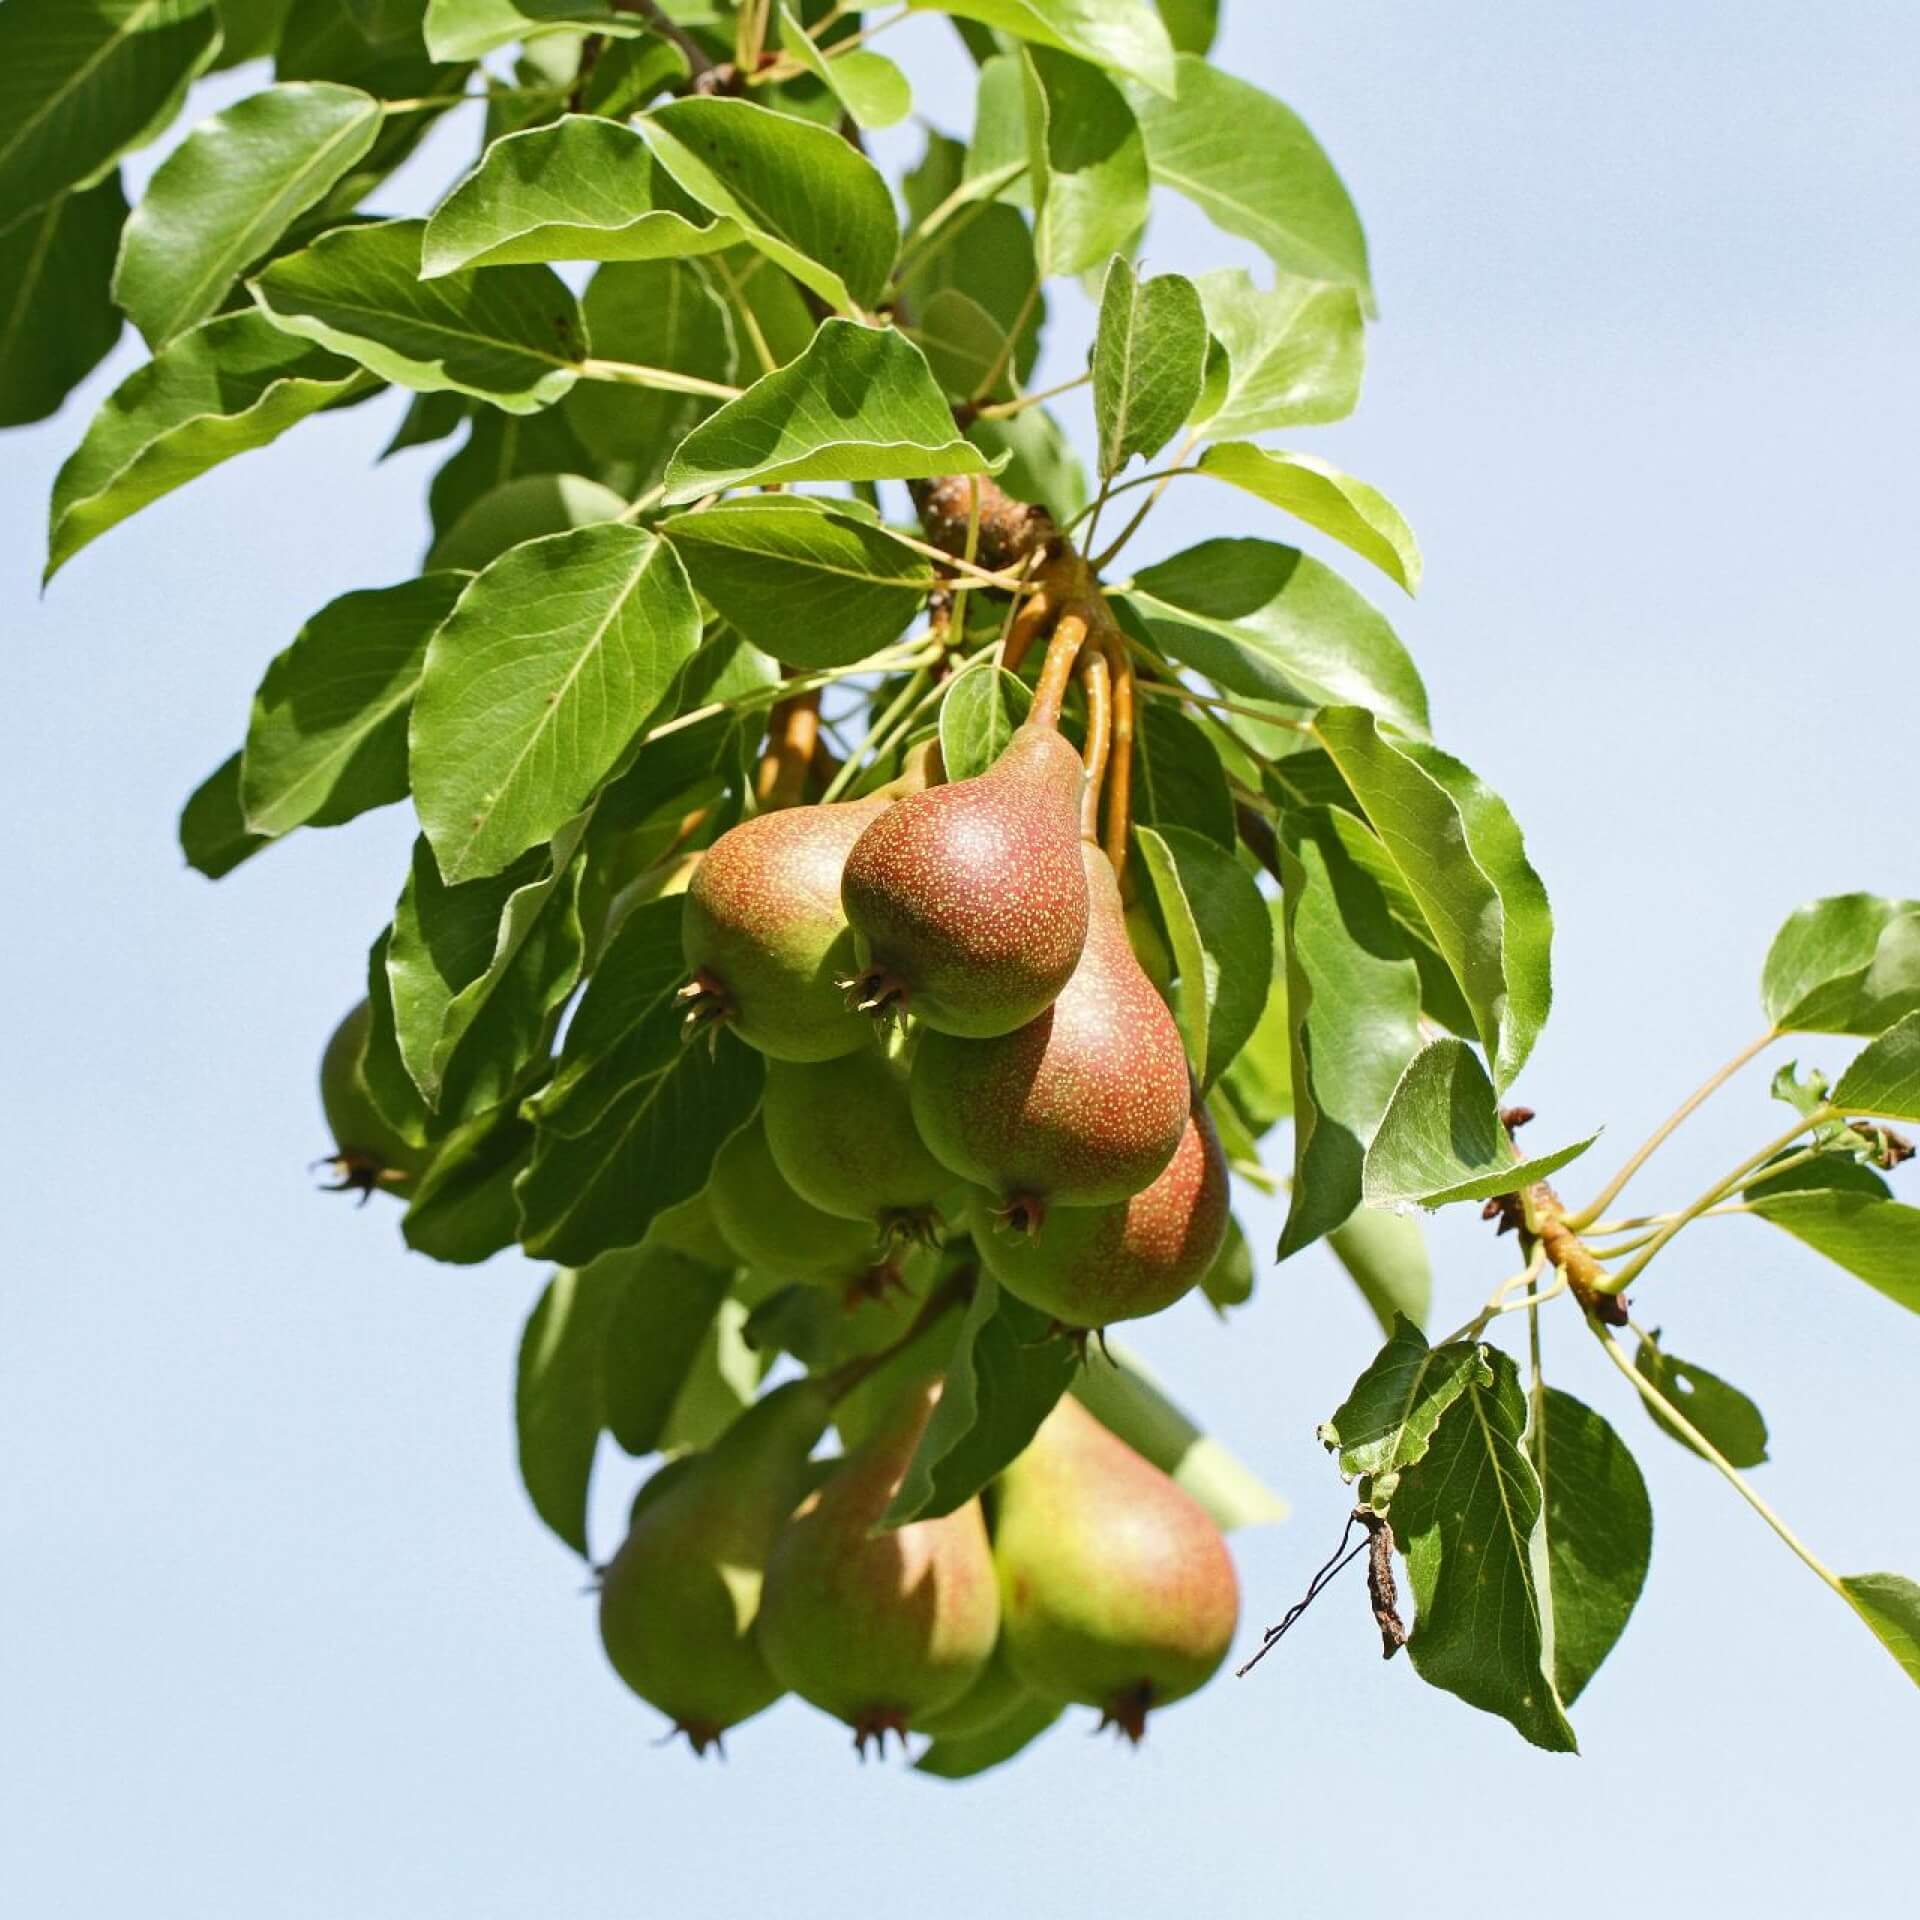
left=973, top=1094, right=1228, bottom=1328
left=679, top=798, right=887, bottom=1060
left=840, top=723, right=1089, bottom=1037
left=763, top=1035, right=972, bottom=1245
left=318, top=999, right=426, bottom=1199
left=994, top=1396, right=1239, bottom=1741
left=757, top=1377, right=1000, bottom=1752
left=598, top=1379, right=833, bottom=1753
left=909, top=843, right=1189, bottom=1228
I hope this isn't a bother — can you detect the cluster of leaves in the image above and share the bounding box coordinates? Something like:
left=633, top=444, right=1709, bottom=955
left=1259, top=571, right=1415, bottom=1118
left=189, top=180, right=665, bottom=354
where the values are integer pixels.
left=10, top=0, right=1916, bottom=1758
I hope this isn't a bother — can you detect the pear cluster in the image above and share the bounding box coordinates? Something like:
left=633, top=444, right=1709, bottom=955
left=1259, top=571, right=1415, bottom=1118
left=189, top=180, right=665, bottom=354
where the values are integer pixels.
left=598, top=1372, right=1240, bottom=1757
left=679, top=717, right=1231, bottom=1331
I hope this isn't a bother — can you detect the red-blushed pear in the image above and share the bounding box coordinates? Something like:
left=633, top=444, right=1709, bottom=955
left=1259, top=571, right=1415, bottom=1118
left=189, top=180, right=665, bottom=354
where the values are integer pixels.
left=909, top=842, right=1190, bottom=1231
left=762, top=1031, right=974, bottom=1247
left=993, top=1395, right=1239, bottom=1741
left=598, top=1379, right=834, bottom=1755
left=756, top=1377, right=1000, bottom=1754
left=971, top=1092, right=1228, bottom=1328
left=317, top=999, right=426, bottom=1201
left=839, top=723, right=1089, bottom=1037
left=679, top=797, right=888, bottom=1060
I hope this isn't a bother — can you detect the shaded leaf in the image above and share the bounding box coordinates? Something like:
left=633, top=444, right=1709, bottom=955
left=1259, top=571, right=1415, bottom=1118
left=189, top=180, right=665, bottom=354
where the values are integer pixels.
left=1364, top=1039, right=1596, bottom=1209
left=1091, top=257, right=1205, bottom=476
left=1834, top=1010, right=1920, bottom=1121
left=1749, top=1190, right=1920, bottom=1317
left=914, top=0, right=1177, bottom=95
left=410, top=523, right=701, bottom=883
left=966, top=405, right=1087, bottom=524
left=940, top=661, right=1033, bottom=782
left=1130, top=699, right=1233, bottom=848
left=180, top=750, right=272, bottom=879
left=600, top=1247, right=735, bottom=1455
left=1633, top=1330, right=1769, bottom=1468
left=1025, top=45, right=1149, bottom=277
left=426, top=472, right=627, bottom=573
left=1154, top=0, right=1215, bottom=56
left=1200, top=1212, right=1253, bottom=1311
left=422, top=115, right=736, bottom=276
left=1760, top=893, right=1920, bottom=1036
left=1534, top=1388, right=1651, bottom=1706
left=1841, top=1573, right=1920, bottom=1688
left=400, top=1100, right=534, bottom=1263
left=0, top=175, right=126, bottom=427
left=1327, top=1207, right=1431, bottom=1336
left=914, top=1694, right=1063, bottom=1779
left=1318, top=1317, right=1479, bottom=1490
left=251, top=218, right=584, bottom=412
left=663, top=319, right=991, bottom=503
left=115, top=82, right=383, bottom=345
left=47, top=311, right=372, bottom=579
left=1219, top=898, right=1291, bottom=1133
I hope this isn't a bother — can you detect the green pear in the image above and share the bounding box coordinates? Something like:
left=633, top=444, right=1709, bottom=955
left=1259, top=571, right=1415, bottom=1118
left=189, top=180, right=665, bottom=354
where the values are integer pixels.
left=317, top=999, right=426, bottom=1200
left=994, top=1395, right=1239, bottom=1741
left=757, top=1377, right=1000, bottom=1753
left=598, top=1378, right=833, bottom=1754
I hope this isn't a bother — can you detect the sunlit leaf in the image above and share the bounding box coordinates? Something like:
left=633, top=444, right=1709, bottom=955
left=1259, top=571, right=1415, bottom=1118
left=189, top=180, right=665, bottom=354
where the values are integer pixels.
left=1761, top=893, right=1920, bottom=1036
left=1091, top=256, right=1205, bottom=476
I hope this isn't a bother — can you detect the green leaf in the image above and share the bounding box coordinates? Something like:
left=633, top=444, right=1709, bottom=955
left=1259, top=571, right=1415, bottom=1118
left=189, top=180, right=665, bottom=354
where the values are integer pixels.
left=1274, top=809, right=1422, bottom=1258
left=1200, top=1212, right=1253, bottom=1311
left=1091, top=257, right=1205, bottom=476
left=656, top=1299, right=770, bottom=1453
left=1134, top=823, right=1271, bottom=1091
left=885, top=1277, right=1077, bottom=1527
left=250, top=218, right=584, bottom=412
left=1364, top=1039, right=1596, bottom=1209
left=1632, top=1330, right=1769, bottom=1468
left=1315, top=707, right=1551, bottom=1088
left=600, top=1248, right=736, bottom=1456
left=1068, top=1345, right=1287, bottom=1530
left=1130, top=699, right=1233, bottom=848
left=382, top=388, right=467, bottom=458
left=704, top=244, right=817, bottom=372
left=1024, top=46, right=1148, bottom=277
left=1218, top=900, right=1289, bottom=1134
left=1834, top=1010, right=1920, bottom=1121
left=46, top=310, right=371, bottom=579
left=914, top=1694, right=1063, bottom=1779
left=966, top=405, right=1087, bottom=524
left=410, top=523, right=701, bottom=883
left=1760, top=893, right=1920, bottom=1036
left=422, top=116, right=737, bottom=276
left=424, top=0, right=643, bottom=60
left=638, top=95, right=897, bottom=314
left=428, top=399, right=598, bottom=535
left=1840, top=1573, right=1920, bottom=1688
left=0, top=175, right=127, bottom=427
left=241, top=571, right=468, bottom=835
left=114, top=82, right=383, bottom=346
left=939, top=661, right=1033, bottom=783
left=400, top=1100, right=534, bottom=1263
left=1191, top=267, right=1364, bottom=438
left=1533, top=1388, right=1651, bottom=1706
left=1318, top=1317, right=1479, bottom=1490
left=518, top=901, right=767, bottom=1263
left=425, top=472, right=628, bottom=573
left=563, top=256, right=738, bottom=480
left=215, top=0, right=293, bottom=66
left=910, top=285, right=1017, bottom=401
left=0, top=0, right=223, bottom=237
left=1195, top=443, right=1420, bottom=594
left=179, top=750, right=272, bottom=879
left=1154, top=0, right=1215, bottom=56
left=1129, top=54, right=1371, bottom=299
left=1326, top=1208, right=1431, bottom=1336
left=1749, top=1191, right=1920, bottom=1318
left=913, top=0, right=1177, bottom=95
left=661, top=496, right=930, bottom=667
left=515, top=1256, right=629, bottom=1555
left=661, top=319, right=992, bottom=504
left=1393, top=1346, right=1577, bottom=1751
left=1125, top=539, right=1428, bottom=735
left=777, top=4, right=910, bottom=130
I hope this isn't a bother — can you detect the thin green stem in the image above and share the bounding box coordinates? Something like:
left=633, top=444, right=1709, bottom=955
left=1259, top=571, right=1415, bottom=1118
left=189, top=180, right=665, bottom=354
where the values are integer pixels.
left=1090, top=428, right=1203, bottom=572
left=972, top=372, right=1090, bottom=421
left=703, top=253, right=778, bottom=377
left=896, top=163, right=1031, bottom=270
left=1591, top=1317, right=1847, bottom=1597
left=580, top=358, right=743, bottom=402
left=1566, top=1027, right=1780, bottom=1230
left=820, top=665, right=933, bottom=802
left=1132, top=679, right=1316, bottom=737
left=1059, top=461, right=1196, bottom=537
left=645, top=643, right=937, bottom=754
left=968, top=274, right=1044, bottom=404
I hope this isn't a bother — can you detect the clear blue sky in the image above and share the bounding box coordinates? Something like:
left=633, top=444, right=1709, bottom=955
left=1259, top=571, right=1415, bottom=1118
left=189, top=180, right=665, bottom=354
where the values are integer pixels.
left=4, top=5, right=1916, bottom=1914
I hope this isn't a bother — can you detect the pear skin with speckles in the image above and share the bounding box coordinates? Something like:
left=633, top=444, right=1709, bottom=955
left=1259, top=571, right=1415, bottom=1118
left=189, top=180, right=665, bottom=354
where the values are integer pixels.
left=908, top=842, right=1190, bottom=1221
left=840, top=724, right=1089, bottom=1037
left=598, top=1379, right=833, bottom=1754
left=993, top=1396, right=1239, bottom=1742
left=680, top=797, right=887, bottom=1061
left=973, top=1092, right=1228, bottom=1328
left=756, top=1377, right=1000, bottom=1752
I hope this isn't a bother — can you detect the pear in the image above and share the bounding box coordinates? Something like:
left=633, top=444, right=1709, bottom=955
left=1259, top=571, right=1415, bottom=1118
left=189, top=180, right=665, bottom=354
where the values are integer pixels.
left=598, top=1378, right=833, bottom=1753
left=993, top=1396, right=1239, bottom=1741
left=757, top=1377, right=1000, bottom=1752
left=317, top=999, right=426, bottom=1199
left=708, top=1117, right=908, bottom=1304
left=909, top=842, right=1190, bottom=1229
left=762, top=1033, right=972, bottom=1245
left=679, top=797, right=887, bottom=1060
left=840, top=723, right=1089, bottom=1037
left=972, top=1094, right=1228, bottom=1328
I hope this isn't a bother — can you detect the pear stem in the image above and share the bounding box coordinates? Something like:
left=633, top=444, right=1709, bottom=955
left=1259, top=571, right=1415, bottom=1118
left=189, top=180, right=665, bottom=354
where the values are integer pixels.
left=1077, top=645, right=1113, bottom=844
left=1100, top=631, right=1135, bottom=883
left=816, top=1269, right=974, bottom=1405
left=1029, top=611, right=1092, bottom=730
left=754, top=690, right=821, bottom=810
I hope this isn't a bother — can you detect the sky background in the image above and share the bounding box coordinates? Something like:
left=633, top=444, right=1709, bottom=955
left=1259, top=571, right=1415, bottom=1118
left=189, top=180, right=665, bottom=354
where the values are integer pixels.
left=4, top=4, right=1918, bottom=1914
